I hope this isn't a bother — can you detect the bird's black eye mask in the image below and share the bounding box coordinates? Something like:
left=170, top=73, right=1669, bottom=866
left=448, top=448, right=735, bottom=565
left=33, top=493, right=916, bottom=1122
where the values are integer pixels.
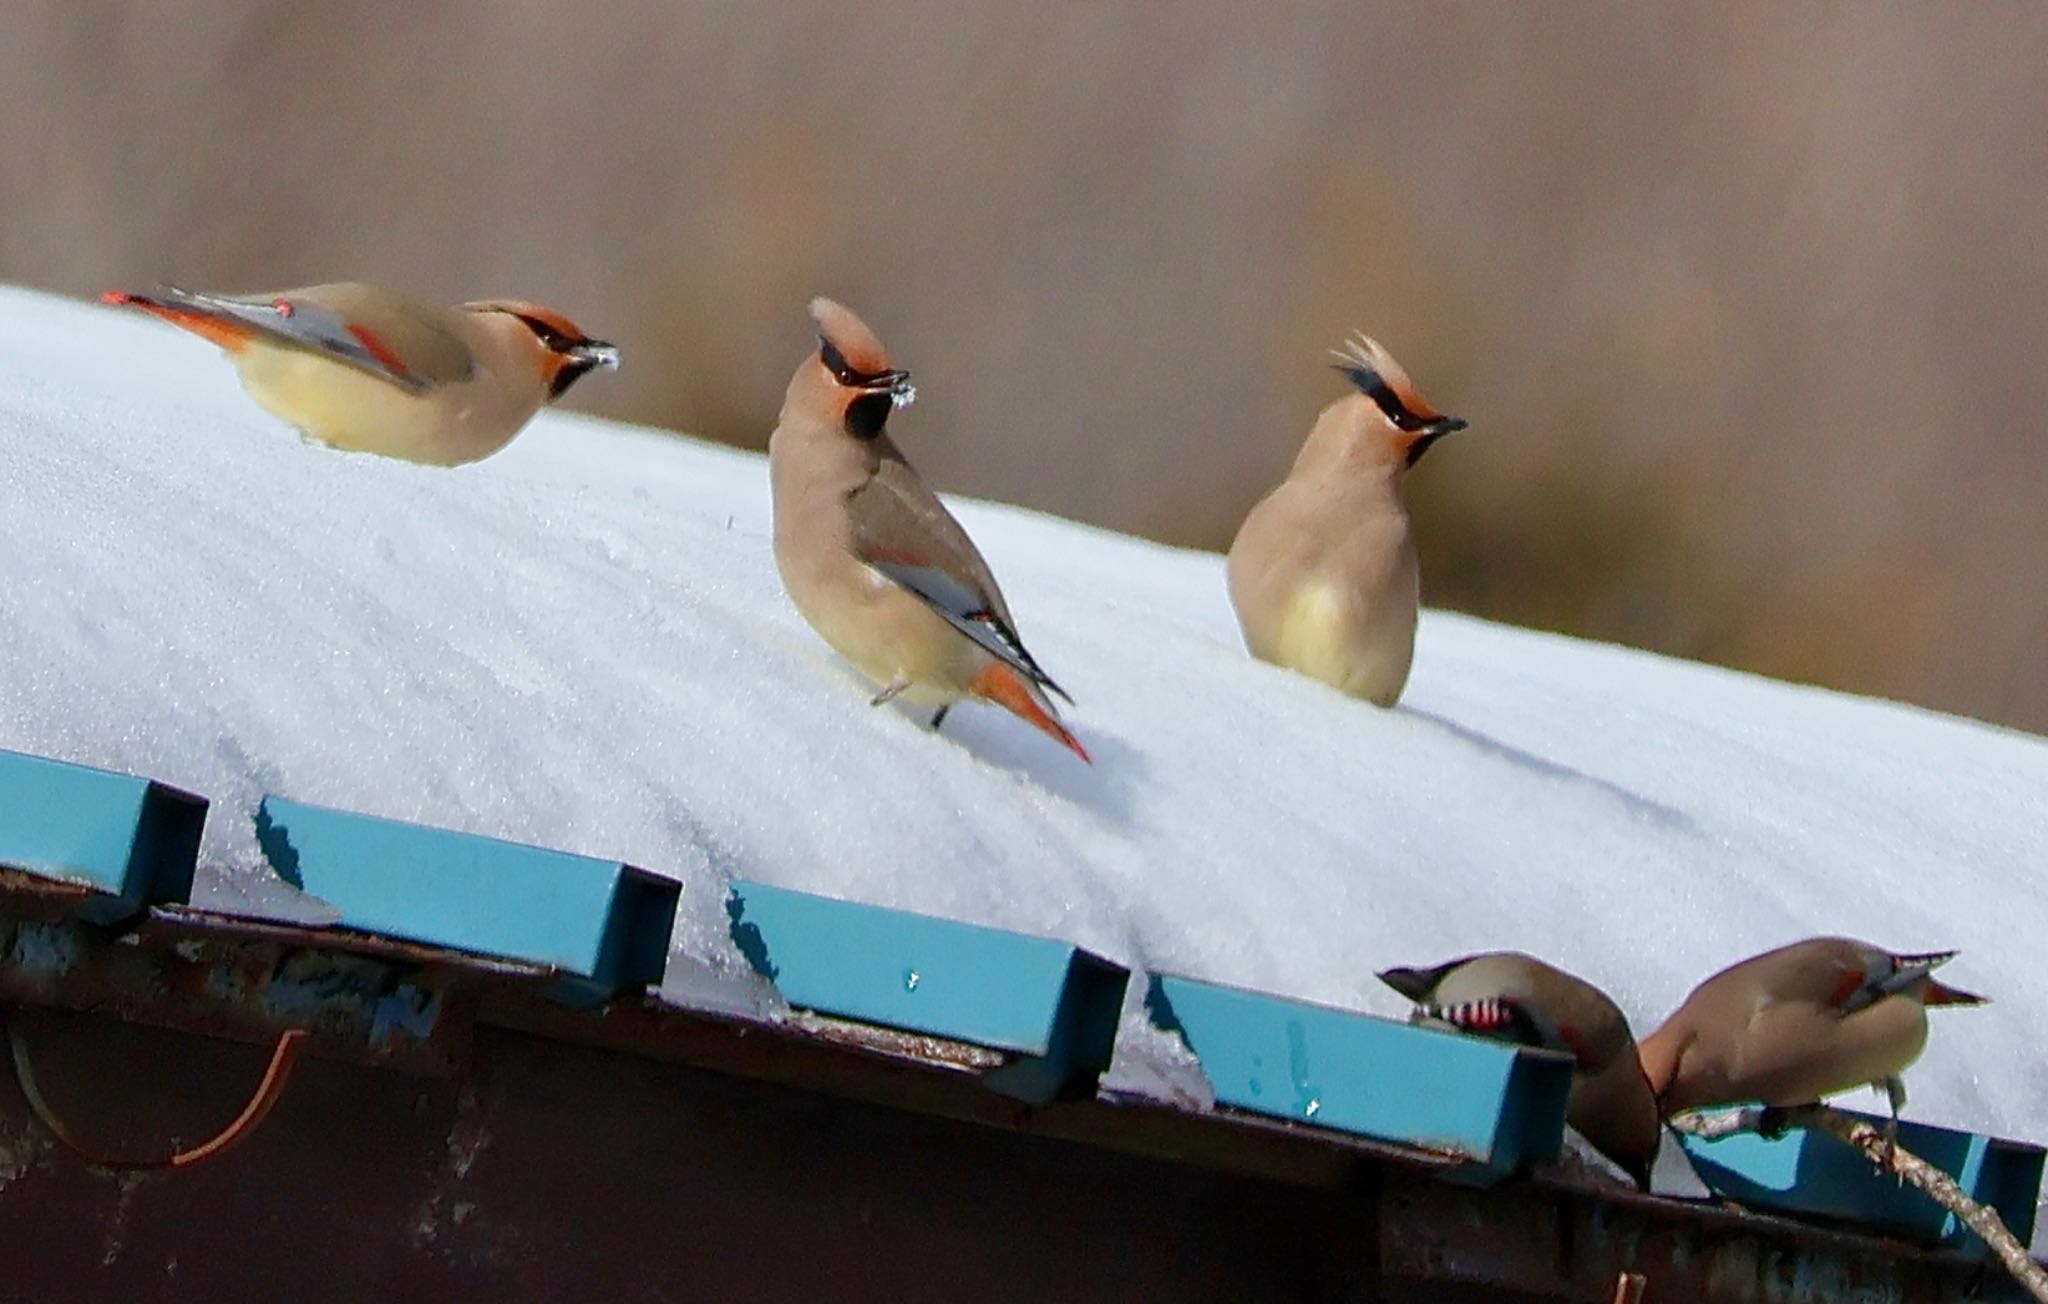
left=499, top=310, right=619, bottom=400
left=513, top=312, right=578, bottom=351
left=1329, top=351, right=1466, bottom=466
left=1330, top=358, right=1452, bottom=435
left=819, top=334, right=917, bottom=439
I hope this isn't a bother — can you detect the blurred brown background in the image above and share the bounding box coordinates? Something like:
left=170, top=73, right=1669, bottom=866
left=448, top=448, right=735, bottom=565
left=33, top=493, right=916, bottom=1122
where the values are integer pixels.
left=5, top=4, right=2045, bottom=730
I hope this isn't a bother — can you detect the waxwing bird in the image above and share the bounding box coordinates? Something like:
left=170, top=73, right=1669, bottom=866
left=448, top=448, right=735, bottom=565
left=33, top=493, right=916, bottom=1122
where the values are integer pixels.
left=1636, top=937, right=1985, bottom=1124
left=102, top=282, right=618, bottom=465
left=1227, top=334, right=1465, bottom=707
left=767, top=297, right=1088, bottom=762
left=1379, top=951, right=1660, bottom=1189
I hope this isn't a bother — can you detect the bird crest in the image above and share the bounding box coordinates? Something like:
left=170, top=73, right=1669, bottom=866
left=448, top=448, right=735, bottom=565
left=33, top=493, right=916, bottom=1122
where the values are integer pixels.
left=1330, top=332, right=1450, bottom=425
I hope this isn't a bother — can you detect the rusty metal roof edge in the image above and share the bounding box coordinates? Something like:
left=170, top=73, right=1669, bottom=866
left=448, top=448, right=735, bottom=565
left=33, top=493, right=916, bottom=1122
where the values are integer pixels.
left=0, top=872, right=1513, bottom=1187
left=3, top=871, right=2044, bottom=1280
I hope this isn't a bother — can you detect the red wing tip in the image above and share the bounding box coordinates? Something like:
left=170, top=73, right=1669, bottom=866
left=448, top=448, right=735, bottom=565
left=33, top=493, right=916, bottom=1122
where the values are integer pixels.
left=347, top=324, right=415, bottom=382
left=100, top=290, right=137, bottom=306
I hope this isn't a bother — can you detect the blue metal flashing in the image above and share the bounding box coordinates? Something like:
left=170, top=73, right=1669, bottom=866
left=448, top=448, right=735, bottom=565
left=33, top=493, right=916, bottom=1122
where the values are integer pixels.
left=255, top=796, right=678, bottom=1003
left=726, top=880, right=1128, bottom=1103
left=1145, top=973, right=1574, bottom=1179
left=0, top=747, right=205, bottom=920
left=1678, top=1110, right=2046, bottom=1251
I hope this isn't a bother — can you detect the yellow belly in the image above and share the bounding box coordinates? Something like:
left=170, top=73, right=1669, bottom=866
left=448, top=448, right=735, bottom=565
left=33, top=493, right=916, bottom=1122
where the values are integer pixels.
left=235, top=348, right=525, bottom=466
left=1272, top=579, right=1414, bottom=706
left=791, top=563, right=982, bottom=705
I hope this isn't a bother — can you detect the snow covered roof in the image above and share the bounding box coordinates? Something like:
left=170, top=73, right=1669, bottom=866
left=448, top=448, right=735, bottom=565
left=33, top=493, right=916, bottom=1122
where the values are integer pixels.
left=3, top=284, right=2045, bottom=1200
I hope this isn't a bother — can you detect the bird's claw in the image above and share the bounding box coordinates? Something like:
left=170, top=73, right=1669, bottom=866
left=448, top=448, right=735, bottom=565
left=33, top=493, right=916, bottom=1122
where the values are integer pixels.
left=869, top=678, right=909, bottom=708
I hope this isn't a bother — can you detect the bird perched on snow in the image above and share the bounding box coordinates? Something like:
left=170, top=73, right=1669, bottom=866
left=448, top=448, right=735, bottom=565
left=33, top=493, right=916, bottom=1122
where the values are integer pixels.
left=1636, top=937, right=1985, bottom=1124
left=1227, top=334, right=1465, bottom=707
left=768, top=297, right=1088, bottom=762
left=101, top=282, right=618, bottom=465
left=1378, top=951, right=1660, bottom=1189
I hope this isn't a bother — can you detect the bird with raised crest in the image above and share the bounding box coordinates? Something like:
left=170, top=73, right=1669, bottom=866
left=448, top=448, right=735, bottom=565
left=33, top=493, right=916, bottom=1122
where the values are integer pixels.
left=1227, top=333, right=1465, bottom=706
left=767, top=297, right=1088, bottom=762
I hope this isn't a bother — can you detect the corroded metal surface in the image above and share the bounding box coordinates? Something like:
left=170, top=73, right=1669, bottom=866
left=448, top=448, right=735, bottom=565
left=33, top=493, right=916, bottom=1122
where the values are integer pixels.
left=1377, top=1176, right=2024, bottom=1302
left=0, top=871, right=2039, bottom=1302
left=0, top=906, right=468, bottom=1075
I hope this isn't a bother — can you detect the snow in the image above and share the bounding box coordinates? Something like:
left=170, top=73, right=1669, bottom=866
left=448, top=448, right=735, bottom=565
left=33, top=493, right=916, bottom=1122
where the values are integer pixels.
left=4, top=283, right=2047, bottom=1207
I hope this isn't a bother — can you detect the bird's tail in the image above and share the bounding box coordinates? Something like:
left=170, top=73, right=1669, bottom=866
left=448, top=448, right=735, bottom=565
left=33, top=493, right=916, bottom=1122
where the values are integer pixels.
left=1375, top=963, right=1454, bottom=1003
left=971, top=662, right=1091, bottom=764
left=1922, top=979, right=1988, bottom=1007
left=101, top=287, right=257, bottom=354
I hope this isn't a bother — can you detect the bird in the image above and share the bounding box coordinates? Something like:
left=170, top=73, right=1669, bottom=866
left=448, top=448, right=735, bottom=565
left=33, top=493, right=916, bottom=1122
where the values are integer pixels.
left=1378, top=951, right=1661, bottom=1189
left=1227, top=333, right=1465, bottom=707
left=101, top=282, right=618, bottom=465
left=1635, top=937, right=1985, bottom=1126
left=767, top=297, right=1088, bottom=762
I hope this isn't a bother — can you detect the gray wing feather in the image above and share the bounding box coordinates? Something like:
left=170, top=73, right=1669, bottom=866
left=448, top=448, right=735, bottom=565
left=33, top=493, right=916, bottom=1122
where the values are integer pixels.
left=1838, top=958, right=1945, bottom=1016
left=147, top=285, right=471, bottom=393
left=869, top=559, right=1062, bottom=692
left=851, top=449, right=1071, bottom=701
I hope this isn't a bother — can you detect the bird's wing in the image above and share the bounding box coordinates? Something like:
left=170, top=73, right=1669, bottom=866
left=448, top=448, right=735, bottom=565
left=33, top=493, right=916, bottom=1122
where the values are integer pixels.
left=125, top=284, right=475, bottom=392
left=1833, top=950, right=1959, bottom=1016
left=1419, top=995, right=1567, bottom=1055
left=849, top=450, right=1070, bottom=702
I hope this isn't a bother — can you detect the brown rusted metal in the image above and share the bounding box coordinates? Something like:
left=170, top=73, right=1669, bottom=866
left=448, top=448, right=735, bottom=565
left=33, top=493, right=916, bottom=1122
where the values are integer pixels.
left=0, top=905, right=470, bottom=1075
left=0, top=867, right=97, bottom=922
left=0, top=870, right=2041, bottom=1302
left=1377, top=1171, right=2024, bottom=1302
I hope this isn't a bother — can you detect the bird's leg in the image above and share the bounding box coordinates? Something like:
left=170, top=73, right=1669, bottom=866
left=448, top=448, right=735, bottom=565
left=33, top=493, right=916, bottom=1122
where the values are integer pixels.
left=869, top=677, right=910, bottom=708
left=1880, top=1076, right=1907, bottom=1175
left=930, top=704, right=952, bottom=731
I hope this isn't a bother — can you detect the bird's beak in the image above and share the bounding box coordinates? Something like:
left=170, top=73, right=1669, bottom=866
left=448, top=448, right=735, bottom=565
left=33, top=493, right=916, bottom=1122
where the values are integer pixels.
left=864, top=369, right=916, bottom=409
left=1403, top=415, right=1467, bottom=467
left=568, top=339, right=622, bottom=371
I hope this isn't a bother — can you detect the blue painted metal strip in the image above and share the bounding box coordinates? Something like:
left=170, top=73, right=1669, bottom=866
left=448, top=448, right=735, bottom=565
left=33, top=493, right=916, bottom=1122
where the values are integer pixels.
left=0, top=747, right=205, bottom=917
left=727, top=880, right=1127, bottom=1102
left=1146, top=973, right=1573, bottom=1177
left=256, top=796, right=678, bottom=998
left=1678, top=1110, right=2046, bottom=1251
